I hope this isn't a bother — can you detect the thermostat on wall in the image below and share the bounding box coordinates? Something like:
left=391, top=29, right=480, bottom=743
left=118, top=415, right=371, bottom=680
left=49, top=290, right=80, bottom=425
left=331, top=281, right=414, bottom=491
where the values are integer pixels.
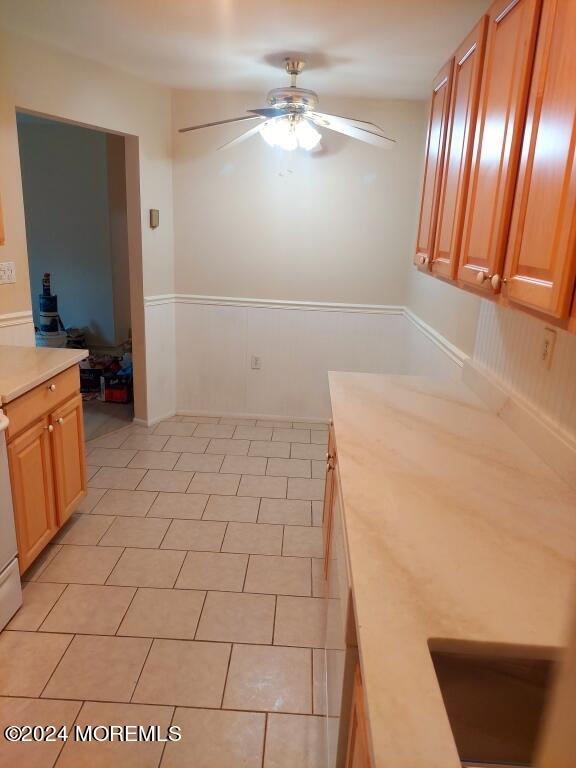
left=149, top=209, right=159, bottom=229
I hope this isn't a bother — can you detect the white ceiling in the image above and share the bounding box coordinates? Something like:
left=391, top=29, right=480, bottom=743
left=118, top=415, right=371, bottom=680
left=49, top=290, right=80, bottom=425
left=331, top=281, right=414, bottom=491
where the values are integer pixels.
left=0, top=0, right=489, bottom=99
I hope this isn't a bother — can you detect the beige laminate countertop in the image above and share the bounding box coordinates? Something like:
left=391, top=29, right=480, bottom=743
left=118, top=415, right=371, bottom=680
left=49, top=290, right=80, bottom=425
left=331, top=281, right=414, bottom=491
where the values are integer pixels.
left=0, top=345, right=88, bottom=404
left=328, top=372, right=576, bottom=768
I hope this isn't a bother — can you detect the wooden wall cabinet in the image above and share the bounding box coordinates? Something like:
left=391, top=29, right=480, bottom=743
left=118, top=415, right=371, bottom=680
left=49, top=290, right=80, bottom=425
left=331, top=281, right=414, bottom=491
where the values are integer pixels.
left=414, top=60, right=453, bottom=271
left=5, top=367, right=86, bottom=573
left=503, top=0, right=576, bottom=318
left=458, top=0, right=542, bottom=293
left=431, top=17, right=487, bottom=280
left=416, top=0, right=576, bottom=332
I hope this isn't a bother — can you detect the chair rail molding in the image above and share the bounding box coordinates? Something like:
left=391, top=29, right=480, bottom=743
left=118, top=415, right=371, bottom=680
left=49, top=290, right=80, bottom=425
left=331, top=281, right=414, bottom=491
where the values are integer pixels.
left=144, top=294, right=405, bottom=315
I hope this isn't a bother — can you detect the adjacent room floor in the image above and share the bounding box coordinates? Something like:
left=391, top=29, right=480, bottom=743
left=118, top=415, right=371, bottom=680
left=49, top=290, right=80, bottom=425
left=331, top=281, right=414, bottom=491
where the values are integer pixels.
left=83, top=399, right=134, bottom=441
left=0, top=414, right=333, bottom=767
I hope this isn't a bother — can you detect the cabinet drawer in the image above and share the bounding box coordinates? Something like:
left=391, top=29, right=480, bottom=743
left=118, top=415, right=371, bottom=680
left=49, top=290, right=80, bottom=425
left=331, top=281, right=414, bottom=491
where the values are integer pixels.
left=4, top=366, right=80, bottom=441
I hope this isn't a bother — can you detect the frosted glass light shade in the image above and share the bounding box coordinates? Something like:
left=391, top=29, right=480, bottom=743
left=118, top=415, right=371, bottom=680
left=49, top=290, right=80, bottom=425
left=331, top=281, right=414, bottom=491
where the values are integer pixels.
left=260, top=116, right=321, bottom=151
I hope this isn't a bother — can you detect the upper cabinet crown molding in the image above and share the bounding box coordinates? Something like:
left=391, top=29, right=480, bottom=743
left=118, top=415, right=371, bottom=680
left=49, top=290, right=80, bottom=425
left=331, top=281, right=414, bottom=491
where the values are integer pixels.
left=414, top=59, right=454, bottom=271
left=503, top=0, right=576, bottom=318
left=458, top=0, right=543, bottom=292
left=431, top=16, right=488, bottom=280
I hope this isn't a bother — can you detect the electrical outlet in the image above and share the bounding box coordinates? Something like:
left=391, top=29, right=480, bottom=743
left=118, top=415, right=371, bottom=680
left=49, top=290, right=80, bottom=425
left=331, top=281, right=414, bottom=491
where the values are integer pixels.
left=251, top=355, right=261, bottom=370
left=540, top=327, right=557, bottom=370
left=0, top=261, right=16, bottom=284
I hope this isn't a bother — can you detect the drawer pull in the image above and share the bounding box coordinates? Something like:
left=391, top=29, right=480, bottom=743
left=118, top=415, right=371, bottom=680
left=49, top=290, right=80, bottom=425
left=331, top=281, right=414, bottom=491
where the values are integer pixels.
left=48, top=384, right=56, bottom=392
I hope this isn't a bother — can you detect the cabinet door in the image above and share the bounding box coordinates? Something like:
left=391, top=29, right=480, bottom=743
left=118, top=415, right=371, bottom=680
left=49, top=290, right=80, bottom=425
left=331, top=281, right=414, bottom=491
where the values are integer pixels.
left=7, top=418, right=57, bottom=573
left=458, top=0, right=542, bottom=293
left=431, top=18, right=488, bottom=280
left=503, top=0, right=576, bottom=318
left=50, top=394, right=86, bottom=526
left=345, top=664, right=373, bottom=768
left=415, top=59, right=454, bottom=270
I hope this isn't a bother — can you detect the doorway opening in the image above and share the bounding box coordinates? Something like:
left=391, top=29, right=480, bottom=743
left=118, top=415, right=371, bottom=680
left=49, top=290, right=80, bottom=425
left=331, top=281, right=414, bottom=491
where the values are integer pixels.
left=16, top=112, right=141, bottom=439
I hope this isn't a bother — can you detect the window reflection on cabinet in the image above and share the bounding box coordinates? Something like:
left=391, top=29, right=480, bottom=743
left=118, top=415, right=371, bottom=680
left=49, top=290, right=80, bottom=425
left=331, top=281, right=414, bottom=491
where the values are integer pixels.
left=503, top=0, right=576, bottom=319
left=414, top=59, right=453, bottom=271
left=458, top=0, right=542, bottom=292
left=431, top=17, right=487, bottom=280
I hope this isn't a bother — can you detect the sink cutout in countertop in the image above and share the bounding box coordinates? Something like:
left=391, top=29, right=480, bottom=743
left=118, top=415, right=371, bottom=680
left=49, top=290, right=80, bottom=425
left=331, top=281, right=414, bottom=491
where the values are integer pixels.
left=428, top=639, right=558, bottom=768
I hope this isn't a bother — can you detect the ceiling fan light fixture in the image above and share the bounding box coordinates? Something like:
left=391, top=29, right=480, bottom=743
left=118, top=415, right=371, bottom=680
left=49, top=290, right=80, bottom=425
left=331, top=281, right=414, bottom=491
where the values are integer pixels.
left=295, top=118, right=321, bottom=151
left=259, top=116, right=321, bottom=152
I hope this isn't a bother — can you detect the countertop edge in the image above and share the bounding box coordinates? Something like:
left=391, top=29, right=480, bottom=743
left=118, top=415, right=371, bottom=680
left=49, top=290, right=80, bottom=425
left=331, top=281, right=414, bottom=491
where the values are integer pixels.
left=0, top=349, right=89, bottom=404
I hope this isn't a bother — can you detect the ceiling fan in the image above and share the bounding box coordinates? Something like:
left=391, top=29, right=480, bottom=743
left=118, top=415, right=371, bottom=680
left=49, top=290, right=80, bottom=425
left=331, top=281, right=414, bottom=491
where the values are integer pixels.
left=178, top=58, right=396, bottom=152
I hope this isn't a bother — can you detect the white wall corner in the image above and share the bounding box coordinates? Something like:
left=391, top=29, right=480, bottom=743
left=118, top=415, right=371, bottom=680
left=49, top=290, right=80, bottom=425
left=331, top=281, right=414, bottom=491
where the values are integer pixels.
left=403, top=307, right=469, bottom=368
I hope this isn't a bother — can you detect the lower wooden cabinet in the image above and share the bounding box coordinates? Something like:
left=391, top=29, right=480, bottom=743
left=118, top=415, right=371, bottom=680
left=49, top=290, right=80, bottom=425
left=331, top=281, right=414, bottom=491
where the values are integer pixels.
left=50, top=394, right=86, bottom=526
left=7, top=418, right=58, bottom=573
left=345, top=664, right=373, bottom=768
left=5, top=366, right=86, bottom=573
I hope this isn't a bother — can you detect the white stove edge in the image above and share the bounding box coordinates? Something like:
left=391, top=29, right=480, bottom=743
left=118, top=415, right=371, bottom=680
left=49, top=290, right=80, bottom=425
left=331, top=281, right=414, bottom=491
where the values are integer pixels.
left=0, top=409, right=22, bottom=629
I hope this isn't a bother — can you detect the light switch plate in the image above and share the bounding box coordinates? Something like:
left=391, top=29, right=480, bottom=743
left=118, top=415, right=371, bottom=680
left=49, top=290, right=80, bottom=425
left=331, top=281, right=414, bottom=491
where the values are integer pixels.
left=0, top=261, right=16, bottom=284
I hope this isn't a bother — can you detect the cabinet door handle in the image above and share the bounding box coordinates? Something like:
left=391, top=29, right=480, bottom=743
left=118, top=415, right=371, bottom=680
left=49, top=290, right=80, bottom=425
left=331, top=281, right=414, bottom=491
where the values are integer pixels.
left=48, top=383, right=56, bottom=392
left=45, top=424, right=54, bottom=433
left=56, top=417, right=64, bottom=425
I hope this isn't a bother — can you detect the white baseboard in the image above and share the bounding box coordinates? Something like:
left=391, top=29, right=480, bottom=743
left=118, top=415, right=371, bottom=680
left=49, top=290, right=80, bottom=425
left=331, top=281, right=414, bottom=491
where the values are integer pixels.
left=176, top=409, right=329, bottom=424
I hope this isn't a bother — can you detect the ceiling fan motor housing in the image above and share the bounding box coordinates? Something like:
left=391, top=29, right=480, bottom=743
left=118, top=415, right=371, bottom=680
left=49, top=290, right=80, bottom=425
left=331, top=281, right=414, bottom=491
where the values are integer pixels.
left=266, top=87, right=319, bottom=112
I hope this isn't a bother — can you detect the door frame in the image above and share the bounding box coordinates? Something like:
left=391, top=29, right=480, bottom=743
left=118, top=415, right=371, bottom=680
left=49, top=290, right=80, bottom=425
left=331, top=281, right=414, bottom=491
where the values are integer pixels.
left=14, top=108, right=148, bottom=423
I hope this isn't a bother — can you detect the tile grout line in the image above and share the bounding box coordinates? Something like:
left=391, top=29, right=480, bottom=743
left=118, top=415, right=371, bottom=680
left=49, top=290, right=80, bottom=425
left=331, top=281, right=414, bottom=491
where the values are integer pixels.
left=219, top=642, right=234, bottom=710
left=114, top=585, right=140, bottom=636
left=128, top=636, right=155, bottom=704
left=261, top=711, right=269, bottom=768
left=36, top=631, right=77, bottom=699
left=0, top=691, right=327, bottom=719
left=36, top=582, right=72, bottom=632
left=192, top=590, right=209, bottom=640
left=309, top=646, right=314, bottom=715
left=157, top=704, right=177, bottom=767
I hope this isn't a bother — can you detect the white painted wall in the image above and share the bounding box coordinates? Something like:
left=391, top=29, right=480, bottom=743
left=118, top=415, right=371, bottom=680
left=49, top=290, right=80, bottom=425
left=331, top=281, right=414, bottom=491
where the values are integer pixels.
left=0, top=28, right=175, bottom=421
left=172, top=90, right=427, bottom=305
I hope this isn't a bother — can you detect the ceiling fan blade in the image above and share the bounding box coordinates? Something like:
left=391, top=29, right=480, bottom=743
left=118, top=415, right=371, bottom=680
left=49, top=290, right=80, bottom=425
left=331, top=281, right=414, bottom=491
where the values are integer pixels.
left=316, top=112, right=391, bottom=134
left=247, top=108, right=286, bottom=119
left=178, top=115, right=262, bottom=133
left=308, top=112, right=395, bottom=148
left=218, top=117, right=279, bottom=150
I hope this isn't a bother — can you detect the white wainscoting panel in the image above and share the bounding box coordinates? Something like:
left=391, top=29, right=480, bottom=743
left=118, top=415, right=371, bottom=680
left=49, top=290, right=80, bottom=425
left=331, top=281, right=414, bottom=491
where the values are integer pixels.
left=473, top=301, right=576, bottom=444
left=142, top=294, right=576, bottom=484
left=168, top=297, right=408, bottom=420
left=144, top=299, right=176, bottom=424
left=0, top=312, right=35, bottom=346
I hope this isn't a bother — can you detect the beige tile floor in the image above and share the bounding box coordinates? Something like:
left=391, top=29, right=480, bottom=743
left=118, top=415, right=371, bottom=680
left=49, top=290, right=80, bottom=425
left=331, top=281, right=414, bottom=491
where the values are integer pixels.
left=0, top=415, right=332, bottom=768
